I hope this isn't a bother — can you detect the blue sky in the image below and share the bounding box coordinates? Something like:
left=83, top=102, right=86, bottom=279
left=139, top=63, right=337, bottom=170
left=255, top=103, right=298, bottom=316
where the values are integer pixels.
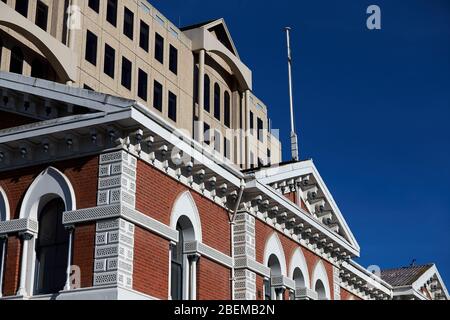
left=151, top=0, right=450, bottom=285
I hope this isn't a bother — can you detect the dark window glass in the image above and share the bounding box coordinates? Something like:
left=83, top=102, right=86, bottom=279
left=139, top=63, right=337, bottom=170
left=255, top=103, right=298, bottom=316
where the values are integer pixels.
left=15, top=0, right=29, bottom=17
left=104, top=44, right=115, bottom=78
left=31, top=59, right=46, bottom=79
left=224, top=137, right=231, bottom=160
left=224, top=91, right=231, bottom=128
left=204, top=75, right=210, bottom=112
left=214, top=130, right=221, bottom=153
left=171, top=224, right=184, bottom=300
left=194, top=66, right=199, bottom=104
left=169, top=45, right=178, bottom=74
left=106, top=0, right=117, bottom=26
left=214, top=83, right=221, bottom=121
left=123, top=7, right=134, bottom=40
left=267, top=149, right=271, bottom=166
left=204, top=122, right=210, bottom=145
left=88, top=0, right=99, bottom=12
left=137, top=69, right=148, bottom=101
left=257, top=118, right=264, bottom=142
left=9, top=47, right=24, bottom=74
left=85, top=30, right=98, bottom=66
left=121, top=56, right=132, bottom=90
left=168, top=91, right=177, bottom=122
left=264, top=279, right=272, bottom=300
left=34, top=199, right=69, bottom=295
left=139, top=20, right=149, bottom=52
left=154, top=33, right=164, bottom=64
left=249, top=111, right=254, bottom=134
left=35, top=1, right=48, bottom=31
left=153, top=80, right=163, bottom=112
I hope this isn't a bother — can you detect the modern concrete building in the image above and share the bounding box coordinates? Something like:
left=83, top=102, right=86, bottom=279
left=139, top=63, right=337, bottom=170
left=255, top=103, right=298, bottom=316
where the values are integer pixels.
left=0, top=0, right=447, bottom=301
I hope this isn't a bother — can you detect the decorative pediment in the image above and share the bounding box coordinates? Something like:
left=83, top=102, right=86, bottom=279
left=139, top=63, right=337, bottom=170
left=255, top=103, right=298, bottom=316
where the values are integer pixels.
left=254, top=160, right=360, bottom=253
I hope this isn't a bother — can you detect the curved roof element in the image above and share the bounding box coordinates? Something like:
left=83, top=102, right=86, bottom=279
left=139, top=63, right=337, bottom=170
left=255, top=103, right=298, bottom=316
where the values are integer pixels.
left=183, top=19, right=252, bottom=91
left=0, top=1, right=78, bottom=83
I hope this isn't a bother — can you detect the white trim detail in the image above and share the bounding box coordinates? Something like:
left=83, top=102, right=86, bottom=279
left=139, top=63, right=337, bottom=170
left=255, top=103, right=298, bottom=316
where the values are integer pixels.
left=289, top=248, right=311, bottom=290
left=184, top=241, right=233, bottom=268
left=170, top=191, right=203, bottom=243
left=0, top=218, right=38, bottom=236
left=0, top=187, right=10, bottom=222
left=311, top=260, right=331, bottom=300
left=19, top=167, right=76, bottom=220
left=263, top=233, right=287, bottom=277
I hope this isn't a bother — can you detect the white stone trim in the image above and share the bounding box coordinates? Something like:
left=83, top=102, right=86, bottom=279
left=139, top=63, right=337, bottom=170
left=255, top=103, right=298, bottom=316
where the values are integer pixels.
left=234, top=257, right=271, bottom=278
left=0, top=218, right=38, bottom=236
left=19, top=167, right=76, bottom=220
left=311, top=260, right=331, bottom=300
left=170, top=191, right=202, bottom=243
left=0, top=187, right=9, bottom=222
left=288, top=248, right=311, bottom=290
left=183, top=241, right=233, bottom=268
left=263, top=233, right=287, bottom=277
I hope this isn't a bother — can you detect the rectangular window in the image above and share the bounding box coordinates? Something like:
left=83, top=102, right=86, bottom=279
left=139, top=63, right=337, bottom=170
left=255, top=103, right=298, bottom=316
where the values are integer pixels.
left=214, top=131, right=221, bottom=153
left=155, top=33, right=164, bottom=64
left=88, top=0, right=99, bottom=12
left=106, top=0, right=117, bottom=26
left=15, top=0, right=29, bottom=17
left=224, top=138, right=231, bottom=160
left=104, top=44, right=115, bottom=78
left=139, top=20, right=149, bottom=52
left=204, top=123, right=210, bottom=145
left=35, top=1, right=48, bottom=31
left=169, top=45, right=178, bottom=74
left=121, top=56, right=132, bottom=90
left=123, top=7, right=134, bottom=40
left=168, top=91, right=177, bottom=122
left=257, top=118, right=264, bottom=142
left=249, top=111, right=254, bottom=134
left=153, top=80, right=163, bottom=112
left=138, top=69, right=148, bottom=101
left=224, top=92, right=231, bottom=128
left=267, top=149, right=272, bottom=166
left=85, top=30, right=98, bottom=66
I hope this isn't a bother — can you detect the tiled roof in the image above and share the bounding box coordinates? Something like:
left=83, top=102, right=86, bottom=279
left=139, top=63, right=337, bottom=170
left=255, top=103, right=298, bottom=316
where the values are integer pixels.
left=381, top=264, right=434, bottom=287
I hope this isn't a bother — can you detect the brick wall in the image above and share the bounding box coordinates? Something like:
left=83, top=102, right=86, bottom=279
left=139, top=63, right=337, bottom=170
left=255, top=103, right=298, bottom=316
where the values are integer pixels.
left=135, top=160, right=231, bottom=256
left=133, top=226, right=170, bottom=299
left=72, top=223, right=96, bottom=289
left=2, top=236, right=21, bottom=296
left=340, top=288, right=362, bottom=300
left=197, top=257, right=231, bottom=300
left=255, top=219, right=335, bottom=299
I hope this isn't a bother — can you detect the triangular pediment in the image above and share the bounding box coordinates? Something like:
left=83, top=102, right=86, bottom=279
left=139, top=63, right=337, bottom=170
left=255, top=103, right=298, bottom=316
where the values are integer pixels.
left=254, top=160, right=360, bottom=252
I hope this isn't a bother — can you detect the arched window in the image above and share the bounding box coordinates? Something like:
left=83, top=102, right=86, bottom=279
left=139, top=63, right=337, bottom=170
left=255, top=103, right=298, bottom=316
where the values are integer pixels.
left=204, top=74, right=210, bottom=112
left=293, top=268, right=306, bottom=290
left=214, top=83, right=221, bottom=121
left=10, top=46, right=24, bottom=74
left=267, top=254, right=282, bottom=300
left=224, top=91, right=231, bottom=128
left=171, top=223, right=184, bottom=300
left=31, top=59, right=46, bottom=79
left=34, top=198, right=70, bottom=295
left=315, top=280, right=326, bottom=300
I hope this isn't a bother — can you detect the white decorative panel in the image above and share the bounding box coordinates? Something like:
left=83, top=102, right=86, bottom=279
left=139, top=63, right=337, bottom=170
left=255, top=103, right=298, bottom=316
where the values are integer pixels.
left=333, top=266, right=341, bottom=300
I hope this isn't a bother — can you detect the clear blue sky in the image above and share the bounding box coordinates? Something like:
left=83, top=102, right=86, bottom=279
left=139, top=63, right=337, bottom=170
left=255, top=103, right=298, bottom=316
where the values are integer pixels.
left=151, top=0, right=450, bottom=284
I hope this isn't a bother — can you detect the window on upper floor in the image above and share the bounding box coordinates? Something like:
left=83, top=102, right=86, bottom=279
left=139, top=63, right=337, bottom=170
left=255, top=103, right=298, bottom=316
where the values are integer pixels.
left=249, top=111, right=254, bottom=134
left=139, top=20, right=150, bottom=52
left=257, top=118, right=264, bottom=142
left=214, top=130, right=221, bottom=153
left=104, top=43, right=115, bottom=78
left=121, top=56, right=132, bottom=90
left=88, top=0, right=99, bottom=13
left=214, top=83, right=221, bottom=121
left=204, top=122, right=211, bottom=145
left=224, top=91, right=231, bottom=128
left=35, top=1, right=48, bottom=31
left=106, top=0, right=118, bottom=27
left=15, top=0, right=29, bottom=17
left=138, top=69, right=148, bottom=101
left=204, top=75, right=210, bottom=112
left=31, top=59, right=46, bottom=79
left=264, top=279, right=272, bottom=301
left=155, top=33, right=164, bottom=64
left=224, top=137, right=231, bottom=160
left=153, top=80, right=163, bottom=112
left=169, top=45, right=178, bottom=75
left=123, top=7, right=134, bottom=40
left=267, top=149, right=272, bottom=166
left=168, top=91, right=177, bottom=122
left=10, top=46, right=24, bottom=74
left=85, top=30, right=98, bottom=66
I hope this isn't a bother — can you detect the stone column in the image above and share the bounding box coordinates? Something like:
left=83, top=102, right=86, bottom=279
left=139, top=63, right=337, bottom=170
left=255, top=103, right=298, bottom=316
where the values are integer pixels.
left=17, top=232, right=34, bottom=296
left=64, top=226, right=74, bottom=291
left=196, top=50, right=206, bottom=143
left=189, top=254, right=200, bottom=300
left=0, top=236, right=7, bottom=298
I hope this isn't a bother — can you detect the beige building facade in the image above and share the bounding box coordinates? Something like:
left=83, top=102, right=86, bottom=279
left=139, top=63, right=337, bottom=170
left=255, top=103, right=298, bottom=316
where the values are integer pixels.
left=0, top=0, right=282, bottom=169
